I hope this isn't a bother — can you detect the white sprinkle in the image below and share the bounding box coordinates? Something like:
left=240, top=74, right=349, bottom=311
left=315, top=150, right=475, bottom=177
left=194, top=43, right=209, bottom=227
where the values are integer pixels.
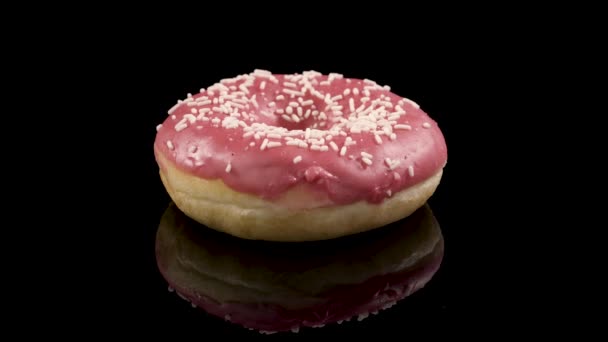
left=298, top=142, right=308, bottom=148
left=408, top=165, right=415, bottom=177
left=403, top=98, right=420, bottom=108
left=331, top=94, right=343, bottom=101
left=166, top=140, right=174, bottom=150
left=196, top=100, right=212, bottom=106
left=329, top=141, right=339, bottom=151
left=293, top=155, right=302, bottom=164
left=276, top=95, right=285, bottom=101
left=347, top=98, right=355, bottom=113
left=268, top=102, right=276, bottom=107
left=254, top=133, right=261, bottom=140
left=168, top=103, right=180, bottom=115
left=374, top=134, right=383, bottom=144
left=310, top=145, right=321, bottom=151
left=156, top=124, right=163, bottom=131
left=213, top=98, right=218, bottom=104
left=228, top=102, right=245, bottom=109
left=253, top=69, right=271, bottom=75
left=422, top=122, right=431, bottom=128
left=297, top=107, right=303, bottom=116
left=360, top=97, right=370, bottom=103
left=260, top=138, right=269, bottom=150
left=238, top=84, right=249, bottom=94
left=284, top=82, right=297, bottom=88
left=358, top=313, right=369, bottom=321
left=249, top=142, right=255, bottom=147
left=312, top=90, right=325, bottom=100
left=283, top=89, right=305, bottom=97
left=301, top=99, right=314, bottom=106
left=291, top=114, right=300, bottom=122
left=251, top=94, right=258, bottom=108
left=343, top=88, right=351, bottom=96
left=225, top=163, right=232, bottom=173
left=389, top=159, right=401, bottom=170
left=266, top=141, right=282, bottom=149
left=320, top=145, right=329, bottom=151
left=282, top=114, right=292, bottom=122
left=394, top=124, right=412, bottom=130
left=363, top=89, right=371, bottom=97
left=285, top=106, right=293, bottom=114
left=267, top=133, right=282, bottom=139
left=276, top=109, right=285, bottom=114
left=340, top=146, right=347, bottom=156
left=183, top=114, right=196, bottom=123
left=331, top=105, right=343, bottom=111
left=326, top=135, right=333, bottom=140
left=394, top=172, right=401, bottom=180
left=361, top=152, right=373, bottom=159
left=174, top=122, right=188, bottom=132
left=289, top=101, right=299, bottom=107
left=305, top=128, right=311, bottom=140
left=259, top=81, right=266, bottom=90
left=390, top=133, right=397, bottom=140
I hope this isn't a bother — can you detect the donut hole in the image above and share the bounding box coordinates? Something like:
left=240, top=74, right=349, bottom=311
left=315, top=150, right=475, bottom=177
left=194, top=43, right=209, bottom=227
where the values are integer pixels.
left=262, top=96, right=335, bottom=131
left=275, top=115, right=322, bottom=131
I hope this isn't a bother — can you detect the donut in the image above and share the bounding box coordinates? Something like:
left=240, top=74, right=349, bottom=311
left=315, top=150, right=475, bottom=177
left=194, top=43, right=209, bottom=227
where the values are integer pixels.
left=154, top=70, right=447, bottom=241
left=155, top=202, right=444, bottom=334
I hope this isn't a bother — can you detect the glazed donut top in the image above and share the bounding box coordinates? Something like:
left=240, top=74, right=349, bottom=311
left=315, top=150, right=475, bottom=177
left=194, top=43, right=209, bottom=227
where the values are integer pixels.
left=154, top=70, right=447, bottom=206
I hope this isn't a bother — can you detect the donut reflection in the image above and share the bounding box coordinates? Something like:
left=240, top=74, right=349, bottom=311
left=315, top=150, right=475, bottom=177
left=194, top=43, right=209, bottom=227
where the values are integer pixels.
left=155, top=203, right=443, bottom=334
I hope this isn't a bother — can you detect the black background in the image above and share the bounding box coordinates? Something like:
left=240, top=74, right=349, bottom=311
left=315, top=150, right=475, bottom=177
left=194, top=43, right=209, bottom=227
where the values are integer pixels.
left=40, top=23, right=523, bottom=338
left=12, top=5, right=600, bottom=337
left=103, top=55, right=487, bottom=338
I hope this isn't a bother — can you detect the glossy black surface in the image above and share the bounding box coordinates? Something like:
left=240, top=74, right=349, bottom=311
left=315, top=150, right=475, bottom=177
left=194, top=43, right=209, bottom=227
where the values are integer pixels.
left=81, top=53, right=487, bottom=338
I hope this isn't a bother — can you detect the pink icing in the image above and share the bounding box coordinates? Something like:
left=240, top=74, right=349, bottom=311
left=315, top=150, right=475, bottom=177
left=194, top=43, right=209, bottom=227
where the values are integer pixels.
left=154, top=70, right=447, bottom=205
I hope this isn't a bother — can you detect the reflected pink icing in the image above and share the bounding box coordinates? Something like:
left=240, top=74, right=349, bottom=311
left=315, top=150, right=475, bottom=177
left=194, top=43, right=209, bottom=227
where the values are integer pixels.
left=154, top=70, right=447, bottom=205
left=165, top=240, right=443, bottom=333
